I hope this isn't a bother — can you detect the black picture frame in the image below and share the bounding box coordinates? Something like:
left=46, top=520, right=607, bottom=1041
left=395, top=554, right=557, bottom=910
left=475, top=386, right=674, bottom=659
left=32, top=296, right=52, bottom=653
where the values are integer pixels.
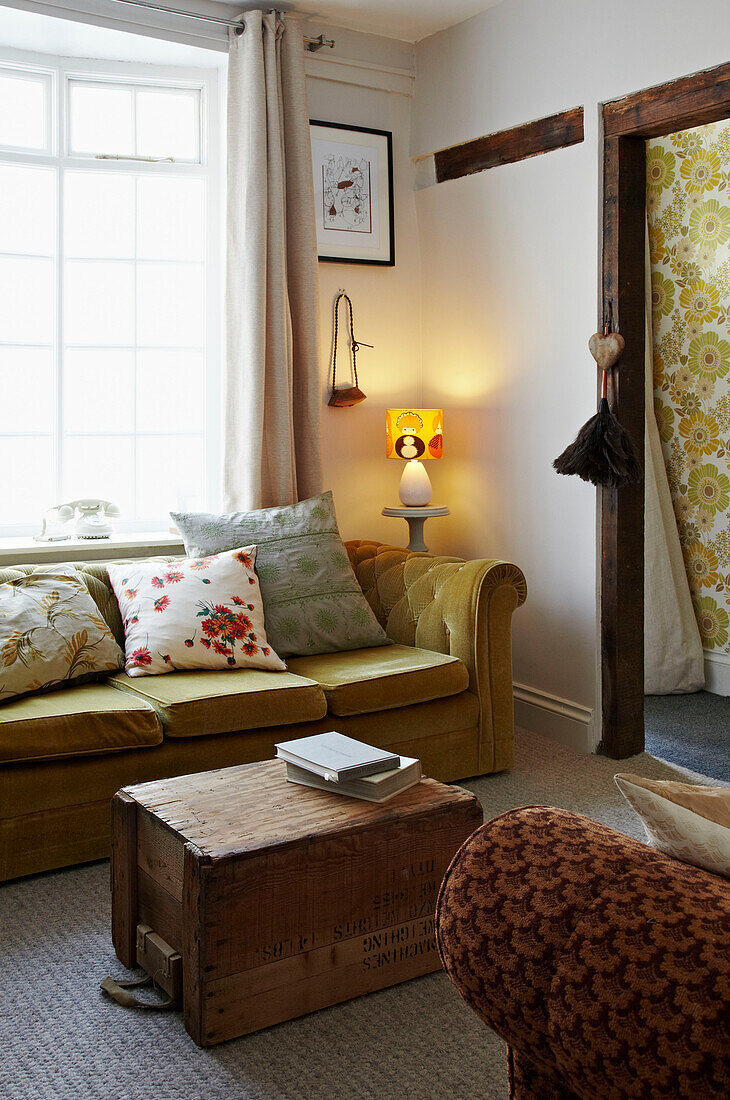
left=309, top=120, right=395, bottom=266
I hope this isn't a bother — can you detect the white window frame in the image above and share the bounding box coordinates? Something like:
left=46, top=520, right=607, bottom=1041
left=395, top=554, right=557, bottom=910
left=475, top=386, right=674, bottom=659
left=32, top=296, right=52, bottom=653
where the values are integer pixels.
left=65, top=76, right=203, bottom=162
left=0, top=63, right=54, bottom=154
left=0, top=47, right=222, bottom=537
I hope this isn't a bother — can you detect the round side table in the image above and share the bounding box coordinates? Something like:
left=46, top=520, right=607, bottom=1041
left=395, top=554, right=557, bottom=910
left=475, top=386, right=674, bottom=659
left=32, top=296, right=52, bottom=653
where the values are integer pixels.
left=382, top=505, right=450, bottom=553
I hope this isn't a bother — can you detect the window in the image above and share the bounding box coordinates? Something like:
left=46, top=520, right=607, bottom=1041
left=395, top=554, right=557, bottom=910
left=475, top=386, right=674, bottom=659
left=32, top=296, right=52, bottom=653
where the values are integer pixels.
left=0, top=52, right=221, bottom=534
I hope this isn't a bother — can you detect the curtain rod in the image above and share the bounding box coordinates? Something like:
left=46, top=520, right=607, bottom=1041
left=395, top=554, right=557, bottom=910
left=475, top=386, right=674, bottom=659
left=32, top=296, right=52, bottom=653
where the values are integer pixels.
left=108, top=0, right=335, bottom=48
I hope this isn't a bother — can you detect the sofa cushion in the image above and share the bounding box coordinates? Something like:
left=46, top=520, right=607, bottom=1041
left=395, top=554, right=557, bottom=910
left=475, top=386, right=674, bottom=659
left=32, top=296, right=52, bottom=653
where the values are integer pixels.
left=172, top=492, right=390, bottom=658
left=108, top=546, right=285, bottom=677
left=108, top=668, right=328, bottom=738
left=286, top=645, right=469, bottom=716
left=0, top=567, right=124, bottom=703
left=0, top=682, right=162, bottom=764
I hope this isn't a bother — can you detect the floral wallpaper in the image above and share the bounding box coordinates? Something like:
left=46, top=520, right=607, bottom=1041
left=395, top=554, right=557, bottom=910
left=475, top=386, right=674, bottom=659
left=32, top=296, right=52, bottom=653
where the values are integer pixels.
left=648, top=120, right=730, bottom=655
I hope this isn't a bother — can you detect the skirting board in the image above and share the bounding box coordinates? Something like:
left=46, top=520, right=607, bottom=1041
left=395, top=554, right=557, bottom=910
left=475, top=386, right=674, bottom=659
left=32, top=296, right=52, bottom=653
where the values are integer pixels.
left=704, top=651, right=730, bottom=697
left=513, top=682, right=597, bottom=754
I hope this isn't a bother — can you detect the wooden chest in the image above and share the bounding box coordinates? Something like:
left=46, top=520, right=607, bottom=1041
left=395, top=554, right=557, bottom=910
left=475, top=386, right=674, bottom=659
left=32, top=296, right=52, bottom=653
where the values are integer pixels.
left=111, top=759, right=482, bottom=1046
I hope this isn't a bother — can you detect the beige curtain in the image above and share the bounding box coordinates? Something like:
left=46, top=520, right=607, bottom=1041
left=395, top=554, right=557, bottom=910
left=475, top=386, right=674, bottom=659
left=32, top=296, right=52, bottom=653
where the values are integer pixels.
left=644, top=222, right=705, bottom=693
left=224, top=10, right=322, bottom=511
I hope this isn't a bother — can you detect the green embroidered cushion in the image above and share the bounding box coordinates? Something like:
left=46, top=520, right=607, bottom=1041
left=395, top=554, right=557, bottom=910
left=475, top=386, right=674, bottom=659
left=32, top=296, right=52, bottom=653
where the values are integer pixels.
left=171, top=492, right=391, bottom=657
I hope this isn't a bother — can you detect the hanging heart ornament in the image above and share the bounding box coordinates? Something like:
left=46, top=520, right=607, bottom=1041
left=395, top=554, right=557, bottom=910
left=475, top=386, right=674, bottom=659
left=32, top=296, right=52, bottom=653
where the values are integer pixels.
left=588, top=331, right=625, bottom=371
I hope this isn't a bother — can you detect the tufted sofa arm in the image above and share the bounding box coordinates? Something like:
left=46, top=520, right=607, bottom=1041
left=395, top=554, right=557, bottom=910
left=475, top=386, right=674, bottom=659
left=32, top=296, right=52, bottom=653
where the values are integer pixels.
left=436, top=807, right=730, bottom=1099
left=345, top=541, right=526, bottom=774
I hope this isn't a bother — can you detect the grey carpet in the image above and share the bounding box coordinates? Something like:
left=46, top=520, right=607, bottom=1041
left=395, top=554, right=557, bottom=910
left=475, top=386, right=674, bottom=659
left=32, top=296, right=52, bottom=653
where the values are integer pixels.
left=0, top=730, right=720, bottom=1100
left=645, top=690, right=730, bottom=782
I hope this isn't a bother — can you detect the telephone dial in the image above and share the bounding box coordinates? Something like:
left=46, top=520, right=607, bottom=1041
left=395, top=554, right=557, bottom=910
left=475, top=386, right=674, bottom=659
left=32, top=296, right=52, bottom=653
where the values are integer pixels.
left=36, top=499, right=122, bottom=542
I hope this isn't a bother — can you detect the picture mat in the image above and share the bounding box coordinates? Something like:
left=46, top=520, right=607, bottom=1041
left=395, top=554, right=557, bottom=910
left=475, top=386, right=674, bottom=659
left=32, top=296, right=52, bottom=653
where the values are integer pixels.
left=310, top=123, right=392, bottom=263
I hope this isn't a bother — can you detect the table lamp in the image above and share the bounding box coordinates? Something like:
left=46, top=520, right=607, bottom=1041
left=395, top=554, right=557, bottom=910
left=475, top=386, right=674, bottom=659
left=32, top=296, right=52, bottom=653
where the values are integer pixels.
left=386, top=408, right=443, bottom=506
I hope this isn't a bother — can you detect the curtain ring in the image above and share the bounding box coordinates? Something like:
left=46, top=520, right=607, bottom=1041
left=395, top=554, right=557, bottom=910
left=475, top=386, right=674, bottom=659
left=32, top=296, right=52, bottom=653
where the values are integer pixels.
left=234, top=21, right=245, bottom=37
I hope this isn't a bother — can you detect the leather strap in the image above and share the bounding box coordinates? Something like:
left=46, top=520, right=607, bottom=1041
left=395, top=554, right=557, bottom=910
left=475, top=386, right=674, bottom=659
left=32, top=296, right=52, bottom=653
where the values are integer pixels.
left=100, top=974, right=175, bottom=1011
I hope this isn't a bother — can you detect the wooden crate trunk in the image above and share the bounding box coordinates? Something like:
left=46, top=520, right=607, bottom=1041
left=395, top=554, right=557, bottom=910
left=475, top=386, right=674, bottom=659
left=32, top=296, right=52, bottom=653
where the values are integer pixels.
left=111, top=759, right=482, bottom=1046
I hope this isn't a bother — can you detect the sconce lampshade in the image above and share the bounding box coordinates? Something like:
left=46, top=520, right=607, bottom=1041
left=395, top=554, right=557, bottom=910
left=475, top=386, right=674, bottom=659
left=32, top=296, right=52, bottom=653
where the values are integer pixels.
left=386, top=409, right=443, bottom=461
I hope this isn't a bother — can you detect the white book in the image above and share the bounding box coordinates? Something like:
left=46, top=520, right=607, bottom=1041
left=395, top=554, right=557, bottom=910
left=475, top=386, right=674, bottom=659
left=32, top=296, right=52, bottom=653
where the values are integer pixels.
left=285, top=756, right=422, bottom=803
left=275, top=731, right=400, bottom=782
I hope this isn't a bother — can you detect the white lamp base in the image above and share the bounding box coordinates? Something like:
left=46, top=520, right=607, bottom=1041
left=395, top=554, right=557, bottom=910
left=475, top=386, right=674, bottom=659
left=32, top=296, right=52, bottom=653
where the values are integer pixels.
left=398, top=460, right=432, bottom=506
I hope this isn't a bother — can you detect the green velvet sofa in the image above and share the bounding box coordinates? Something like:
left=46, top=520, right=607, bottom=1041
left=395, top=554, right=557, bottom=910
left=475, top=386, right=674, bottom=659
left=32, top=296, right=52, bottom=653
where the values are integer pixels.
left=0, top=541, right=526, bottom=881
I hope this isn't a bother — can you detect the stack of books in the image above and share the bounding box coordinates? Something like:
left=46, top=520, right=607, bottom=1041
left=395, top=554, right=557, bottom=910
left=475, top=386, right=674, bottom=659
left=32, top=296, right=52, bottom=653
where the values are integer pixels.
left=275, top=731, right=422, bottom=803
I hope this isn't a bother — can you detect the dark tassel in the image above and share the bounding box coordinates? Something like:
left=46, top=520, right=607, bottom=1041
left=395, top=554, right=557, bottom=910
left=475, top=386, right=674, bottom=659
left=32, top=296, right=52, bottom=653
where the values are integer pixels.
left=554, top=396, right=642, bottom=489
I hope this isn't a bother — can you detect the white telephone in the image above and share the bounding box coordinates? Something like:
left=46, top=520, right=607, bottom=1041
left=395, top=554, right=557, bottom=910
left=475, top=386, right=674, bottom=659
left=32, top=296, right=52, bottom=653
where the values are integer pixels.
left=36, top=499, right=122, bottom=542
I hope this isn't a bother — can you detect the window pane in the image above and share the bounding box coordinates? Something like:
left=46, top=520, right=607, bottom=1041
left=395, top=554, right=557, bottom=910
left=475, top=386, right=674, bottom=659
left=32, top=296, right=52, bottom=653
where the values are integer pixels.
left=137, top=263, right=204, bottom=346
left=137, top=176, right=204, bottom=261
left=0, top=72, right=48, bottom=151
left=0, top=348, right=53, bottom=433
left=0, top=436, right=54, bottom=522
left=136, top=349, right=204, bottom=433
left=0, top=256, right=53, bottom=343
left=64, top=349, right=134, bottom=433
left=0, top=164, right=54, bottom=255
left=136, top=433, right=204, bottom=518
left=136, top=89, right=199, bottom=161
left=69, top=83, right=134, bottom=156
left=64, top=172, right=134, bottom=259
left=64, top=261, right=134, bottom=345
left=62, top=434, right=134, bottom=516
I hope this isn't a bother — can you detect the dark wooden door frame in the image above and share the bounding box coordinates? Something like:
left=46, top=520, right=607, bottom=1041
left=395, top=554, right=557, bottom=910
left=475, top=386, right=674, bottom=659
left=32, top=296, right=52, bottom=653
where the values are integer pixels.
left=600, top=61, right=730, bottom=758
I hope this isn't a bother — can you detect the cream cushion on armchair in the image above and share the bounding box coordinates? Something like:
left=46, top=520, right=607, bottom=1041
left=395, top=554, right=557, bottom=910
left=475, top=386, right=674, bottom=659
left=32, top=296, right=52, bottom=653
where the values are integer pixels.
left=287, top=645, right=468, bottom=716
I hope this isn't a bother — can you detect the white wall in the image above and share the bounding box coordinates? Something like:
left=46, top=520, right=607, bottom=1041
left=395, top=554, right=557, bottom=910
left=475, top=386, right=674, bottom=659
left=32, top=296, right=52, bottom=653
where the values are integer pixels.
left=415, top=150, right=598, bottom=738
left=412, top=0, right=730, bottom=747
left=304, top=25, right=424, bottom=547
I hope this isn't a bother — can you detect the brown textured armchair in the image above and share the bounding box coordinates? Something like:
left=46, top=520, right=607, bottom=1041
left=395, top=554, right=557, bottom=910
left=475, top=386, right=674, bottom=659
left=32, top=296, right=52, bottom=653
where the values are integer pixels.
left=436, top=807, right=730, bottom=1099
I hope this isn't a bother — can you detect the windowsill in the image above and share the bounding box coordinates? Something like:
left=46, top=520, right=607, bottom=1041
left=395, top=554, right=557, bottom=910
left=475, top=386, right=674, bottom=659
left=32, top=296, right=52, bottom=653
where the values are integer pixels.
left=0, top=531, right=185, bottom=567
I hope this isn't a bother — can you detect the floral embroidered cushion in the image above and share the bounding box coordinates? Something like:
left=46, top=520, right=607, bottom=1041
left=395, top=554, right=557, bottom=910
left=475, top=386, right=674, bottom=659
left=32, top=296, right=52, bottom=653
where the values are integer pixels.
left=171, top=491, right=390, bottom=658
left=108, top=546, right=285, bottom=677
left=0, top=568, right=124, bottom=703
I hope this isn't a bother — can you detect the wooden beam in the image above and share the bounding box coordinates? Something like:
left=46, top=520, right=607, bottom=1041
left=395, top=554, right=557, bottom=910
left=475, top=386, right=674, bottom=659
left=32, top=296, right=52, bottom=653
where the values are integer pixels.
left=600, top=135, right=646, bottom=759
left=603, top=61, right=730, bottom=138
left=433, top=107, right=584, bottom=184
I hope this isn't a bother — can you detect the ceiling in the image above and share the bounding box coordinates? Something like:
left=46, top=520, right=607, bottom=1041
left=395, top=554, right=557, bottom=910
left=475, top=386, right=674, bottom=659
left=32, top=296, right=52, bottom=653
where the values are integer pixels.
left=270, top=1, right=505, bottom=43
left=0, top=0, right=506, bottom=54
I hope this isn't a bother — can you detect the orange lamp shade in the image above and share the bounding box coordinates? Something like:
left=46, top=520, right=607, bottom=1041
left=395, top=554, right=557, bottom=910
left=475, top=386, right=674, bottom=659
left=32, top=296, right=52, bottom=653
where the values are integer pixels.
left=386, top=409, right=443, bottom=461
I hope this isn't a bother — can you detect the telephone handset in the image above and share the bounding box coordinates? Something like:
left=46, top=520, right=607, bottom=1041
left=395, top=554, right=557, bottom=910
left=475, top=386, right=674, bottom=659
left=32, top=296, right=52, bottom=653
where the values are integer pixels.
left=36, top=499, right=122, bottom=542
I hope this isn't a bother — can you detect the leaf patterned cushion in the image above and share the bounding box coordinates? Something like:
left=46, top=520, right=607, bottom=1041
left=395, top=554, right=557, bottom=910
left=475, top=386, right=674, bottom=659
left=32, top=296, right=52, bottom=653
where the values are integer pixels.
left=108, top=545, right=286, bottom=677
left=0, top=567, right=124, bottom=703
left=171, top=491, right=391, bottom=657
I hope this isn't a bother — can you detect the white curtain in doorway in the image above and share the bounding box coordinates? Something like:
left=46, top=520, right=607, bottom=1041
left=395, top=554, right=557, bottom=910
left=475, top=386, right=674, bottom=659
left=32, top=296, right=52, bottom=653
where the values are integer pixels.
left=224, top=10, right=322, bottom=511
left=644, top=222, right=705, bottom=694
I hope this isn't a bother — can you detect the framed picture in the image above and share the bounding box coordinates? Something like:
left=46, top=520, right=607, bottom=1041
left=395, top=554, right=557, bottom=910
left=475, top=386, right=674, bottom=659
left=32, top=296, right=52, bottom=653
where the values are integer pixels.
left=310, top=120, right=394, bottom=266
